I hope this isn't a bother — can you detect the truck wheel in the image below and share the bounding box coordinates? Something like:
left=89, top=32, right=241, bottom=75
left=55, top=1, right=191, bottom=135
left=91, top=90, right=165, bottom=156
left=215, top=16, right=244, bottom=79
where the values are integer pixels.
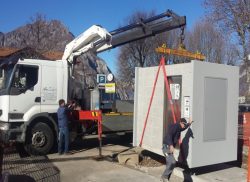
left=25, top=122, right=54, bottom=155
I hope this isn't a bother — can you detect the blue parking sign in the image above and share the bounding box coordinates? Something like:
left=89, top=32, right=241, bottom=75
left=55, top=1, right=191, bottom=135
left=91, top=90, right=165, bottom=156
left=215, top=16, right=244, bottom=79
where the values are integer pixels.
left=97, top=74, right=106, bottom=84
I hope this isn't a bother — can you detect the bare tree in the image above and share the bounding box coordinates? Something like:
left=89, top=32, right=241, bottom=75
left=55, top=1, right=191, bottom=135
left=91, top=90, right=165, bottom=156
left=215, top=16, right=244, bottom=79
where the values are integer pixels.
left=30, top=13, right=48, bottom=48
left=23, top=13, right=63, bottom=52
left=186, top=19, right=240, bottom=65
left=117, top=47, right=137, bottom=85
left=224, top=42, right=240, bottom=65
left=119, top=11, right=158, bottom=67
left=204, top=0, right=250, bottom=98
left=204, top=0, right=250, bottom=49
left=116, top=11, right=157, bottom=99
left=185, top=20, right=225, bottom=63
left=24, top=13, right=50, bottom=51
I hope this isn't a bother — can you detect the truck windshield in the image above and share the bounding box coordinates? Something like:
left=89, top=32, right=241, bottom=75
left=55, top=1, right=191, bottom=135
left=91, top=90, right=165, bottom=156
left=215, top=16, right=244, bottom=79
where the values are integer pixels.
left=0, top=64, right=14, bottom=93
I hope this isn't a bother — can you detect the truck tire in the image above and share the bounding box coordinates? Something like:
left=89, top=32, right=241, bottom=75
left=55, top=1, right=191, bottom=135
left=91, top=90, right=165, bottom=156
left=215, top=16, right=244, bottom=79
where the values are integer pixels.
left=25, top=122, right=55, bottom=155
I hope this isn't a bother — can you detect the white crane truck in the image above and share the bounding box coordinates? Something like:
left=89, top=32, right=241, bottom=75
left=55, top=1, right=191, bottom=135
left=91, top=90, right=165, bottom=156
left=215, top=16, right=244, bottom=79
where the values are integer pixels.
left=0, top=10, right=186, bottom=155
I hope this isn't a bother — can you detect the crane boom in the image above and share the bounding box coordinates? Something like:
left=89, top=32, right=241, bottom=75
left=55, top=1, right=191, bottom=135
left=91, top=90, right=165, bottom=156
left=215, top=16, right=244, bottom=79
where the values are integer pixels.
left=63, top=9, right=186, bottom=63
left=100, top=9, right=186, bottom=52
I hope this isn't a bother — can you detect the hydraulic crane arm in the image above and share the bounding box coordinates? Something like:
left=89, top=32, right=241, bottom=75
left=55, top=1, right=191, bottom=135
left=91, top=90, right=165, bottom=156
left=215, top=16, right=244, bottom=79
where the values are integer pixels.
left=62, top=9, right=186, bottom=63
left=62, top=25, right=112, bottom=63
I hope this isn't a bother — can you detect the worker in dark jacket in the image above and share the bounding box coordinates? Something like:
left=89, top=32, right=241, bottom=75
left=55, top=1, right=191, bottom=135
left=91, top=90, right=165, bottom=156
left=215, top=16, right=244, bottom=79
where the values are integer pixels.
left=57, top=99, right=74, bottom=155
left=161, top=118, right=193, bottom=181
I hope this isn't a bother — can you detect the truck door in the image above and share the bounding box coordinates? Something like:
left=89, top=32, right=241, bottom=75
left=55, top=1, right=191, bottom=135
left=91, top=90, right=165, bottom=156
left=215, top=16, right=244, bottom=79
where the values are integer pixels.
left=9, top=64, right=41, bottom=121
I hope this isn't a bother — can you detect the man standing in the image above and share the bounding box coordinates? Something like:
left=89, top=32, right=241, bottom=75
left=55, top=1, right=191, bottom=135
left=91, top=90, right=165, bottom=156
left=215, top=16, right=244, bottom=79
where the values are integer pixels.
left=161, top=118, right=193, bottom=181
left=57, top=99, right=71, bottom=155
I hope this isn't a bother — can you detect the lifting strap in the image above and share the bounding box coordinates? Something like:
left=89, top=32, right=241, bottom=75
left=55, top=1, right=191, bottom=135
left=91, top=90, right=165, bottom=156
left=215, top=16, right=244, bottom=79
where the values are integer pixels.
left=139, top=56, right=177, bottom=147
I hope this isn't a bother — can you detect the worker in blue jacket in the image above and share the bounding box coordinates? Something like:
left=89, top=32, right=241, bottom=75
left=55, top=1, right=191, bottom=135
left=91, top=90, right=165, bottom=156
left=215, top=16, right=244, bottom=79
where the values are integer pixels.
left=161, top=118, right=193, bottom=181
left=57, top=99, right=75, bottom=155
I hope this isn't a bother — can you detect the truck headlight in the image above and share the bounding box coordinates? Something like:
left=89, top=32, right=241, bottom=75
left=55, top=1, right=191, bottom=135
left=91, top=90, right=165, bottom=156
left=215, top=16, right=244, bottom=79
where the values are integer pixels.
left=0, top=122, right=9, bottom=130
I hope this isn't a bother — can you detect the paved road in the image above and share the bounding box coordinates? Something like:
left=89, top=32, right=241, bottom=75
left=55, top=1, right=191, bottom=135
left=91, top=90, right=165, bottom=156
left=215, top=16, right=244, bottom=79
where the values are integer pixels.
left=48, top=135, right=182, bottom=182
left=3, top=134, right=246, bottom=182
left=0, top=135, right=183, bottom=182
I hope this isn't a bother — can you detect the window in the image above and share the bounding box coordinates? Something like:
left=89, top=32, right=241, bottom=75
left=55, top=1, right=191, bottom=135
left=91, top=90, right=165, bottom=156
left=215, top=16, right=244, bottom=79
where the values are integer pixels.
left=10, top=65, right=39, bottom=95
left=0, top=65, right=14, bottom=91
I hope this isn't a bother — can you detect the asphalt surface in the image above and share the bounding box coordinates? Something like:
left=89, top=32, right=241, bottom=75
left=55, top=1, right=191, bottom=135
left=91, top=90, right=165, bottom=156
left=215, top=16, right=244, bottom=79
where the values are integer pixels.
left=0, top=134, right=183, bottom=182
left=1, top=147, right=60, bottom=182
left=1, top=134, right=245, bottom=182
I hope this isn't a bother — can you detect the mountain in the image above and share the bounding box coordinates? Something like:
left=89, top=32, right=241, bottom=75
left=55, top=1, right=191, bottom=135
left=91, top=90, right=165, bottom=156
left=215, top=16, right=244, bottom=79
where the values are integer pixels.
left=0, top=20, right=74, bottom=51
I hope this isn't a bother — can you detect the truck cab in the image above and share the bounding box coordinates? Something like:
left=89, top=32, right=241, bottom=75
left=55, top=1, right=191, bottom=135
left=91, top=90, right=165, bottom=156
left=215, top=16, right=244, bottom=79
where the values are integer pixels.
left=0, top=58, right=68, bottom=154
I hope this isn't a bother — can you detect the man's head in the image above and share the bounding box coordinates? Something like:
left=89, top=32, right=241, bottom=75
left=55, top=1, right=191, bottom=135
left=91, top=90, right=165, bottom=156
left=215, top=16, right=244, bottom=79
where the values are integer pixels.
left=179, top=118, right=187, bottom=129
left=59, top=99, right=65, bottom=107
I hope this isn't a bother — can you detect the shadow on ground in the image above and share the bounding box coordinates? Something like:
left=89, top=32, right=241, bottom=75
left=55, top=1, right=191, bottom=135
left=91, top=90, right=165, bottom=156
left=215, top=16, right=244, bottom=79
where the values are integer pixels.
left=70, top=133, right=133, bottom=152
left=62, top=133, right=134, bottom=161
left=1, top=146, right=60, bottom=182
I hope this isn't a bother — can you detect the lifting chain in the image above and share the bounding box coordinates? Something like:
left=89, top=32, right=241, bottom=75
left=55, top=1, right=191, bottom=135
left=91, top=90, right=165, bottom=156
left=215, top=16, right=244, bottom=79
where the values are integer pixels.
left=179, top=26, right=185, bottom=49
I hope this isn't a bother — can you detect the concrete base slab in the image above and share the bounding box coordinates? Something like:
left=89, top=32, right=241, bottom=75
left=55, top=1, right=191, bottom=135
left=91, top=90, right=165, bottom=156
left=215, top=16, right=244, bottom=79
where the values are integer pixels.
left=171, top=166, right=247, bottom=182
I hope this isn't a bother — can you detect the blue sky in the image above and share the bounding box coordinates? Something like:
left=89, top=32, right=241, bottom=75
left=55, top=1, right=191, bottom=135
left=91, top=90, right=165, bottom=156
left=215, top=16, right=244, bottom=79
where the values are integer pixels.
left=0, top=0, right=205, bottom=73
